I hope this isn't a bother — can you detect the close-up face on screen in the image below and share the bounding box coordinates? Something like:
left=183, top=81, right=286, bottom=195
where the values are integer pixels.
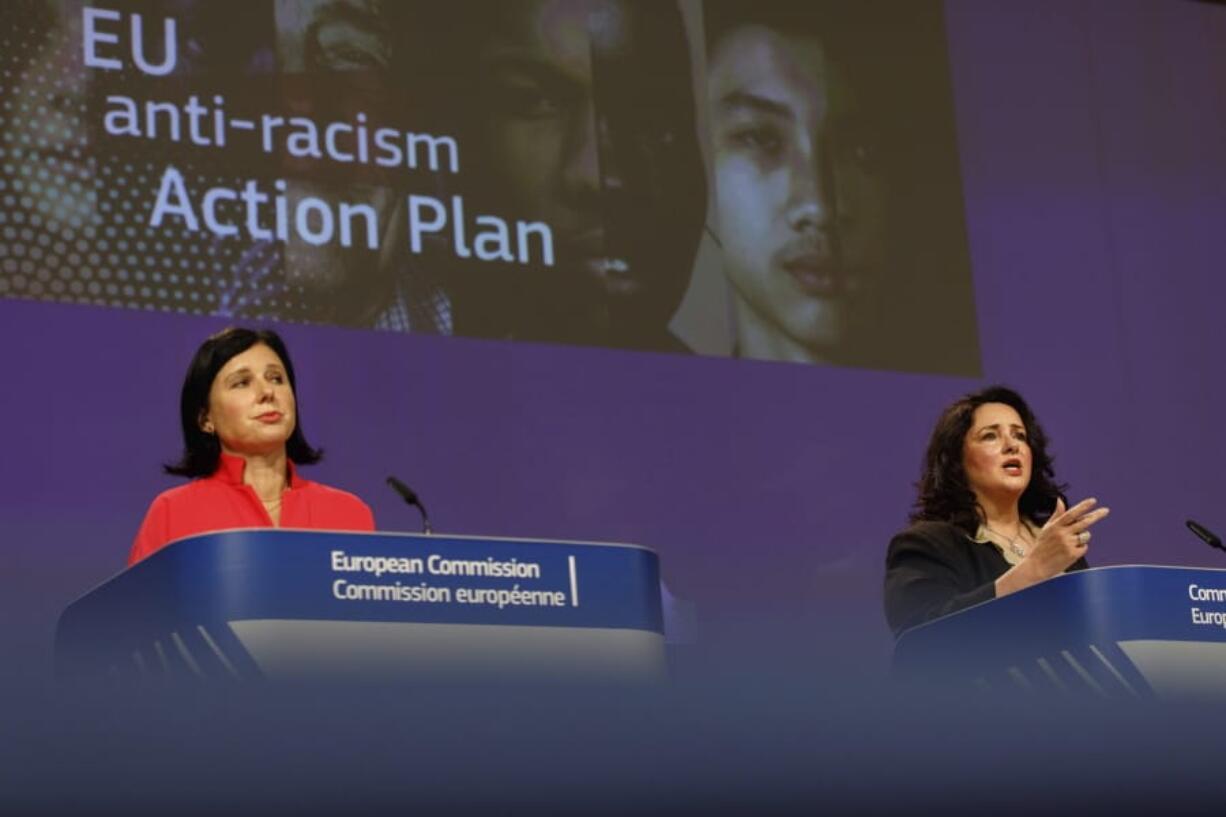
left=416, top=0, right=706, bottom=351
left=0, top=0, right=978, bottom=374
left=700, top=0, right=980, bottom=374
left=269, top=0, right=400, bottom=328
left=706, top=21, right=888, bottom=364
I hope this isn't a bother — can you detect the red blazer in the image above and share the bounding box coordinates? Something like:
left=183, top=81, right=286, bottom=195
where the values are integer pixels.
left=128, top=452, right=375, bottom=566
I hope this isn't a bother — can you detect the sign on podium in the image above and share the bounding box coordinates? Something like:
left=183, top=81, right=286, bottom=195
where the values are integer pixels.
left=894, top=565, right=1226, bottom=700
left=56, top=529, right=665, bottom=683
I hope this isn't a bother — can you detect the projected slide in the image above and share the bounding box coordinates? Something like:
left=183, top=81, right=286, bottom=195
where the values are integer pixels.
left=0, top=0, right=978, bottom=373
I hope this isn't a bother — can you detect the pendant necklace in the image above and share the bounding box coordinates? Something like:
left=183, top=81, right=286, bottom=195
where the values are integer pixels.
left=985, top=525, right=1027, bottom=559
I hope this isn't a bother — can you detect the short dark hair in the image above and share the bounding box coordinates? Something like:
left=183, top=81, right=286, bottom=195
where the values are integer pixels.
left=911, top=385, right=1066, bottom=533
left=704, top=0, right=836, bottom=49
left=165, top=327, right=323, bottom=477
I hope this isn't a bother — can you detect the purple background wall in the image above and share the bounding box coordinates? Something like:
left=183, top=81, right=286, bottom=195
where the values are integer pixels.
left=1, top=0, right=1224, bottom=686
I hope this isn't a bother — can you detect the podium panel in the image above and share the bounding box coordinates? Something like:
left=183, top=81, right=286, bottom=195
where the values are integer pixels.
left=893, top=565, right=1226, bottom=700
left=56, top=529, right=665, bottom=682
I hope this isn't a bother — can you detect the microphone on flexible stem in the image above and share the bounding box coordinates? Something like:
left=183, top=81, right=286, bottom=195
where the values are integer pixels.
left=1186, top=519, right=1225, bottom=553
left=387, top=476, right=432, bottom=535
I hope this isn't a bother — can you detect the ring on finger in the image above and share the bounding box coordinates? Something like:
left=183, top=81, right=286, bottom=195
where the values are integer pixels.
left=1077, top=531, right=1091, bottom=545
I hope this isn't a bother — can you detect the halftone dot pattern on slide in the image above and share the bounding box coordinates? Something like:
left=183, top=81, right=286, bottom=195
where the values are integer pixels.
left=0, top=14, right=310, bottom=319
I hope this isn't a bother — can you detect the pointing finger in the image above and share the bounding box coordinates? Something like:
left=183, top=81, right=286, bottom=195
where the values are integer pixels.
left=1069, top=507, right=1110, bottom=532
left=1059, top=498, right=1099, bottom=525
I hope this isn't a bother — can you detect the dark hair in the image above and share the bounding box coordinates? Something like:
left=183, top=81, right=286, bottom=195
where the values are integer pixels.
left=704, top=0, right=836, bottom=49
left=165, top=327, right=323, bottom=477
left=911, top=385, right=1066, bottom=533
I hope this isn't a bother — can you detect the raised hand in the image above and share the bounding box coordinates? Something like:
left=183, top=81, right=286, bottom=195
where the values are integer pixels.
left=996, top=497, right=1110, bottom=598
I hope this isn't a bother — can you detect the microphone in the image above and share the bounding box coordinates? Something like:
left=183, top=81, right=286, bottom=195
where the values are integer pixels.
left=1186, top=519, right=1225, bottom=553
left=387, top=476, right=433, bottom=535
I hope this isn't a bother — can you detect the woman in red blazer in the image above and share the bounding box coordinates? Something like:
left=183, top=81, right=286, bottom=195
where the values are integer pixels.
left=129, top=327, right=374, bottom=565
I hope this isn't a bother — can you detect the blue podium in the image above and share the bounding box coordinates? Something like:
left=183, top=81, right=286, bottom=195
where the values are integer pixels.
left=894, top=565, right=1226, bottom=699
left=56, top=529, right=665, bottom=682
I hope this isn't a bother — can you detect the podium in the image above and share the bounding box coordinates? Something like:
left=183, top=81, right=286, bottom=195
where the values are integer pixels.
left=56, top=529, right=665, bottom=682
left=894, top=565, right=1226, bottom=699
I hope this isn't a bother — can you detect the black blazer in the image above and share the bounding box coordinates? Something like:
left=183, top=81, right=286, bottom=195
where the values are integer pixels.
left=883, top=520, right=1088, bottom=638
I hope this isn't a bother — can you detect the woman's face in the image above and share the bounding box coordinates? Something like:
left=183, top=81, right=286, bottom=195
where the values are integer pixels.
left=201, top=343, right=297, bottom=457
left=962, top=402, right=1031, bottom=505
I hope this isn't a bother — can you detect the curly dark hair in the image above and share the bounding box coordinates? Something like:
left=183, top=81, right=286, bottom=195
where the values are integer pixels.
left=165, top=327, right=323, bottom=478
left=911, top=385, right=1066, bottom=533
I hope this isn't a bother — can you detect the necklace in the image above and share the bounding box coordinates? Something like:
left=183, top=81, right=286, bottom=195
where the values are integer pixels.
left=984, top=524, right=1028, bottom=559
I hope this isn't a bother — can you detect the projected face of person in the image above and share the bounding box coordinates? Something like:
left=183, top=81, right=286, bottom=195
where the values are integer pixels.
left=202, top=343, right=298, bottom=457
left=962, top=402, right=1032, bottom=506
left=274, top=0, right=397, bottom=324
left=708, top=25, right=886, bottom=363
left=465, top=0, right=703, bottom=346
left=479, top=0, right=599, bottom=256
left=6, top=0, right=98, bottom=229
